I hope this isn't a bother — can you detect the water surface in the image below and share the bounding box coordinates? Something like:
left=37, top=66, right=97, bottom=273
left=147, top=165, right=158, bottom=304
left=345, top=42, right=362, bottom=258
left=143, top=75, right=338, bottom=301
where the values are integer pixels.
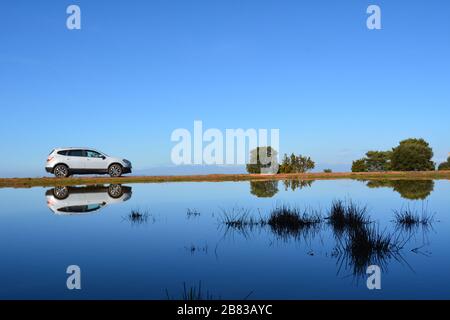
left=0, top=179, right=449, bottom=299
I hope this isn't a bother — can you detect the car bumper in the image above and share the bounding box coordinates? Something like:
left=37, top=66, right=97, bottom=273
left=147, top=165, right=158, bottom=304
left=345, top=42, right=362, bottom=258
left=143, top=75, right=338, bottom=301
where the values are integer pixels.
left=122, top=167, right=132, bottom=174
left=45, top=167, right=53, bottom=173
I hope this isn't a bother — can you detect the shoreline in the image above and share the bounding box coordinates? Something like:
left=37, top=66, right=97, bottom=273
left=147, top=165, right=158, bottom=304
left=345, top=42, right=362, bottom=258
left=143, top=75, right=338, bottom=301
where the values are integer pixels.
left=1, top=171, right=450, bottom=188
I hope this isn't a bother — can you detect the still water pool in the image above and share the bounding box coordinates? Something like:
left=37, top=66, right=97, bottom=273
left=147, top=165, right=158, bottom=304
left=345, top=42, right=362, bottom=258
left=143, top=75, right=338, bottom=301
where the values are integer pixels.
left=0, top=179, right=449, bottom=299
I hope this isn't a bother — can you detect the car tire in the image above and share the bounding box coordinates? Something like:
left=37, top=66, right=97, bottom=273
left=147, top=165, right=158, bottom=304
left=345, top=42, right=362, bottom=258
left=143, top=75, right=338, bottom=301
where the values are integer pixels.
left=108, top=184, right=123, bottom=198
left=53, top=186, right=69, bottom=200
left=108, top=164, right=123, bottom=177
left=54, top=164, right=69, bottom=178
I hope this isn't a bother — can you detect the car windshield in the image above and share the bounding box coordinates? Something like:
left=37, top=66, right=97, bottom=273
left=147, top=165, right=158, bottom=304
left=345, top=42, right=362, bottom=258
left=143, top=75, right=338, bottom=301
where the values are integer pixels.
left=92, top=150, right=108, bottom=157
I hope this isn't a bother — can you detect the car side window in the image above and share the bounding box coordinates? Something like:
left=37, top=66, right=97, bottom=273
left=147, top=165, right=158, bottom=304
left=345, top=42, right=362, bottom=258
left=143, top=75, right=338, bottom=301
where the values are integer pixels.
left=57, top=150, right=67, bottom=156
left=86, top=150, right=103, bottom=158
left=68, top=150, right=85, bottom=157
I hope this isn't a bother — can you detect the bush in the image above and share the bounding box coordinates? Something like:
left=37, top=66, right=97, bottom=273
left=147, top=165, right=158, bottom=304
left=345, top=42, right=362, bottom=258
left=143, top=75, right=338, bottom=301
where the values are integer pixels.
left=352, top=159, right=368, bottom=172
left=439, top=162, right=450, bottom=170
left=279, top=153, right=315, bottom=173
left=438, top=156, right=450, bottom=171
left=323, top=169, right=332, bottom=173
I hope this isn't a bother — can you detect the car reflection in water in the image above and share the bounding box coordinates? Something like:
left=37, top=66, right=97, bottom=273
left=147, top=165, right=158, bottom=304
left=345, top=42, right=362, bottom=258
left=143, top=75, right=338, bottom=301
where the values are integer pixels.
left=46, top=184, right=132, bottom=215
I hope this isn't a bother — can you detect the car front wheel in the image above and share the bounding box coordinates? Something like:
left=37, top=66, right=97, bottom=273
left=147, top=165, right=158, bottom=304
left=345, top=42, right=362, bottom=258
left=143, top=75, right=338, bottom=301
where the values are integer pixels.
left=108, top=164, right=123, bottom=177
left=53, top=186, right=69, bottom=199
left=54, top=164, right=69, bottom=178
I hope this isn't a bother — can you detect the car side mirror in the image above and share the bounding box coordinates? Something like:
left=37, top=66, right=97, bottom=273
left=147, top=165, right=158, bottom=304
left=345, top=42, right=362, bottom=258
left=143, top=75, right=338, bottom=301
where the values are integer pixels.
left=101, top=156, right=106, bottom=160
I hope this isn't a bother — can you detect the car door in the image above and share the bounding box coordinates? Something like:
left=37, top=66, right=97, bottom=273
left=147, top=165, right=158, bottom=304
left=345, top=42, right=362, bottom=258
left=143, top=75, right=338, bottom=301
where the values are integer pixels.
left=85, top=150, right=108, bottom=171
left=66, top=149, right=86, bottom=171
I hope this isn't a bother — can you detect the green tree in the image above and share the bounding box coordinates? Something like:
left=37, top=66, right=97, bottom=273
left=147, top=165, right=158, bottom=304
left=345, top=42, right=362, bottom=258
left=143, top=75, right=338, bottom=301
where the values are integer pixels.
left=390, top=138, right=435, bottom=171
left=438, top=156, right=450, bottom=171
left=279, top=153, right=315, bottom=174
left=351, top=159, right=368, bottom=172
left=352, top=151, right=391, bottom=172
left=250, top=181, right=279, bottom=198
left=365, top=151, right=392, bottom=171
left=246, top=147, right=278, bottom=174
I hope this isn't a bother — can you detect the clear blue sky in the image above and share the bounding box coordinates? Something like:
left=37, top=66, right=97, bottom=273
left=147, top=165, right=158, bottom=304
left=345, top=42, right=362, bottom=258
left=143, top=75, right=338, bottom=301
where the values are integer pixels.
left=1, top=0, right=449, bottom=177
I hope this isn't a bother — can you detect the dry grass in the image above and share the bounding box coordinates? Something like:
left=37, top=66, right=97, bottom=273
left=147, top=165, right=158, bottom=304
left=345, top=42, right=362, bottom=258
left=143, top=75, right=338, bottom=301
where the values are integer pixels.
left=1, top=171, right=450, bottom=188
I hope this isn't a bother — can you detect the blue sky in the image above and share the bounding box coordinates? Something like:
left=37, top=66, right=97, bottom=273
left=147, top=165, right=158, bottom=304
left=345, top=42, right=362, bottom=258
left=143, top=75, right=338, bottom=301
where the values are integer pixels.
left=1, top=0, right=449, bottom=177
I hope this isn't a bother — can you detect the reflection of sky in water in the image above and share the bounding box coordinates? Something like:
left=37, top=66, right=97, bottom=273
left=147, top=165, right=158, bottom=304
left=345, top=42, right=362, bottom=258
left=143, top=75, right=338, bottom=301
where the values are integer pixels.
left=0, top=180, right=449, bottom=299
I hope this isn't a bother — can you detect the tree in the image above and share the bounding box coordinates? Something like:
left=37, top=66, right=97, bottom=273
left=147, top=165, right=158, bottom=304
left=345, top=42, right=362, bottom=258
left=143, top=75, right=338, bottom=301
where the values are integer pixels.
left=438, top=156, right=450, bottom=171
left=351, top=151, right=391, bottom=172
left=352, top=159, right=368, bottom=172
left=278, top=153, right=315, bottom=174
left=246, top=147, right=278, bottom=174
left=390, top=138, right=435, bottom=171
left=365, top=151, right=392, bottom=171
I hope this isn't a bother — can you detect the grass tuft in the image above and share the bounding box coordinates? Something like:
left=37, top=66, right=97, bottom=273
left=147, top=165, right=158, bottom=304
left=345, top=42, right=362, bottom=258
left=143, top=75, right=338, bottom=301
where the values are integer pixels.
left=328, top=200, right=370, bottom=234
left=220, top=208, right=266, bottom=228
left=166, top=281, right=216, bottom=300
left=394, top=206, right=434, bottom=227
left=267, top=205, right=321, bottom=236
left=125, top=209, right=149, bottom=225
left=186, top=208, right=201, bottom=218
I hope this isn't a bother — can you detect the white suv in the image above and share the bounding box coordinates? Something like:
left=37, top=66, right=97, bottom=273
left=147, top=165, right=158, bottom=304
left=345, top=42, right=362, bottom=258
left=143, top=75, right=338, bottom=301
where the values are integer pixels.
left=46, top=148, right=132, bottom=177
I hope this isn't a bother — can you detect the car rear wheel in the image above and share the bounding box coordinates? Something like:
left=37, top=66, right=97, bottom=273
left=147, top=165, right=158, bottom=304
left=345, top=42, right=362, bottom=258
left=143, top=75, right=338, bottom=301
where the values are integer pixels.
left=108, top=184, right=123, bottom=198
left=54, top=164, right=69, bottom=178
left=108, top=164, right=123, bottom=177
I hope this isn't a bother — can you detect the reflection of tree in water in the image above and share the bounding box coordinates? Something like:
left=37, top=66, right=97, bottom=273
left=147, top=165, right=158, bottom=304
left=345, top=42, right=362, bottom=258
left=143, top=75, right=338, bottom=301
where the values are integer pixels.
left=365, top=180, right=434, bottom=200
left=282, top=179, right=314, bottom=192
left=249, top=181, right=279, bottom=198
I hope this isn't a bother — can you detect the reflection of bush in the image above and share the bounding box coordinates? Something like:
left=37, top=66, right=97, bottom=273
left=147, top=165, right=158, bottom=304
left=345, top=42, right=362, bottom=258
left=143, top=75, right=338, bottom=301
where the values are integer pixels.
left=392, top=180, right=434, bottom=200
left=249, top=181, right=279, bottom=198
left=366, top=180, right=434, bottom=200
left=282, top=179, right=314, bottom=192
